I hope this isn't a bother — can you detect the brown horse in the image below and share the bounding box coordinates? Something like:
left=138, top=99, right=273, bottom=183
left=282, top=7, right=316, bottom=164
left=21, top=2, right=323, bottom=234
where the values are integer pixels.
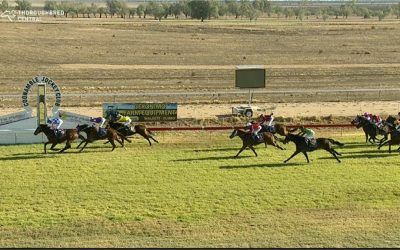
left=283, top=133, right=343, bottom=163
left=34, top=124, right=82, bottom=154
left=76, top=124, right=125, bottom=152
left=229, top=129, right=285, bottom=158
left=256, top=115, right=297, bottom=137
left=107, top=121, right=159, bottom=146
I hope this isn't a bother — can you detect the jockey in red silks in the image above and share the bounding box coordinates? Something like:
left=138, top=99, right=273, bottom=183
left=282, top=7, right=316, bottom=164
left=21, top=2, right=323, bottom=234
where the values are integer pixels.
left=363, top=112, right=373, bottom=122
left=259, top=112, right=274, bottom=126
left=372, top=114, right=383, bottom=128
left=247, top=121, right=262, bottom=140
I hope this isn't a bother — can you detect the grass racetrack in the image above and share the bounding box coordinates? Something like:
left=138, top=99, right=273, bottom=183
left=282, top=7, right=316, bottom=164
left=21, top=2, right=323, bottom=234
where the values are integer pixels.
left=0, top=130, right=399, bottom=247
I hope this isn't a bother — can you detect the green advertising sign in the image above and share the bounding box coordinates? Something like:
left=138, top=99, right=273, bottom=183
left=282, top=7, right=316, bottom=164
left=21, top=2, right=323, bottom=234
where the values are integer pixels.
left=103, top=103, right=178, bottom=122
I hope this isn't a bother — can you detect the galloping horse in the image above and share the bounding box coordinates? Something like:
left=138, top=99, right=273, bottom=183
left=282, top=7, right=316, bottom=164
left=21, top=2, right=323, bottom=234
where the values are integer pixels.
left=107, top=121, right=159, bottom=146
left=76, top=124, right=124, bottom=152
left=378, top=116, right=400, bottom=153
left=351, top=115, right=387, bottom=144
left=229, top=129, right=285, bottom=158
left=256, top=115, right=297, bottom=137
left=283, top=133, right=344, bottom=163
left=34, top=124, right=83, bottom=154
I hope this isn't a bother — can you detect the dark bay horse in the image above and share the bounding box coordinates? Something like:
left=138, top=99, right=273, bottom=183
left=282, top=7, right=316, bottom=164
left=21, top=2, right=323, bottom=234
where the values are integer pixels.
left=107, top=121, right=159, bottom=146
left=34, top=124, right=82, bottom=154
left=283, top=133, right=344, bottom=163
left=229, top=129, right=285, bottom=158
left=351, top=115, right=387, bottom=144
left=76, top=124, right=124, bottom=152
left=378, top=118, right=400, bottom=153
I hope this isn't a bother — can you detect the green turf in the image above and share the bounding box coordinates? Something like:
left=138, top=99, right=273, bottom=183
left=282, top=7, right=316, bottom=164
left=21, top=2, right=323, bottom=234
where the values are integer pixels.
left=0, top=131, right=399, bottom=247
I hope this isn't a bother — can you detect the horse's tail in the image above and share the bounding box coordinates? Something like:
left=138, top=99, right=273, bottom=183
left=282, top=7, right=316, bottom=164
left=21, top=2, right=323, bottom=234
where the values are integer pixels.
left=327, top=138, right=344, bottom=147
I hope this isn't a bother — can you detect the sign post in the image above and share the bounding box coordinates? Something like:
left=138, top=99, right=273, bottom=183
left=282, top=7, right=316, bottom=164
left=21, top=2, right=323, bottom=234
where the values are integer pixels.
left=37, top=82, right=47, bottom=126
left=232, top=65, right=266, bottom=118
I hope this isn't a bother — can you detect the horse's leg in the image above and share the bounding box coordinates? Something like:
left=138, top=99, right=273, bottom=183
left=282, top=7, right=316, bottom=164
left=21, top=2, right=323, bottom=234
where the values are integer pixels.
left=44, top=142, right=49, bottom=154
left=284, top=150, right=300, bottom=163
left=79, top=141, right=89, bottom=153
left=378, top=140, right=389, bottom=150
left=77, top=140, right=85, bottom=149
left=331, top=148, right=342, bottom=156
left=365, top=131, right=369, bottom=143
left=50, top=142, right=59, bottom=151
left=249, top=145, right=257, bottom=157
left=302, top=152, right=310, bottom=163
left=116, top=138, right=126, bottom=150
left=110, top=139, right=117, bottom=151
left=234, top=145, right=247, bottom=158
left=150, top=135, right=159, bottom=143
left=389, top=141, right=392, bottom=153
left=146, top=137, right=152, bottom=146
left=274, top=143, right=285, bottom=150
left=59, top=142, right=71, bottom=153
left=328, top=149, right=341, bottom=163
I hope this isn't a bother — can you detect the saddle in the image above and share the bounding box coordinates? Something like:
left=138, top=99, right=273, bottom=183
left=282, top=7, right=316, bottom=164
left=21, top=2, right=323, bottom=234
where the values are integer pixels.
left=261, top=125, right=276, bottom=133
left=54, top=129, right=65, bottom=139
left=252, top=133, right=264, bottom=143
left=305, top=138, right=318, bottom=151
left=97, top=128, right=108, bottom=137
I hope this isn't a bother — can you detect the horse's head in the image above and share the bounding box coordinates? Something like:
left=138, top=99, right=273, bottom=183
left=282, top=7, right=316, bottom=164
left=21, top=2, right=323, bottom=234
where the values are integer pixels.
left=351, top=115, right=364, bottom=128
left=283, top=133, right=293, bottom=144
left=229, top=129, right=238, bottom=139
left=33, top=125, right=44, bottom=135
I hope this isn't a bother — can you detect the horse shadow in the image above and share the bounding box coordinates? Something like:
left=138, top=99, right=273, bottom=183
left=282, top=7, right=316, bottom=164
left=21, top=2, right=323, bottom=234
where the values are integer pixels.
left=0, top=153, right=55, bottom=161
left=173, top=155, right=253, bottom=162
left=220, top=162, right=299, bottom=170
left=191, top=147, right=239, bottom=153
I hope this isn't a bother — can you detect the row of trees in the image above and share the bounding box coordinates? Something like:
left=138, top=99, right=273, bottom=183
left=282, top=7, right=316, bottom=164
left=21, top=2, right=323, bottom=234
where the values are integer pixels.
left=1, top=0, right=400, bottom=21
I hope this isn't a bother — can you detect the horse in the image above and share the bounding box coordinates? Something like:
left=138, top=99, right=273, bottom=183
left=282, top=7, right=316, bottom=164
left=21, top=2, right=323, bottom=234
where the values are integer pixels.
left=33, top=124, right=83, bottom=154
left=282, top=133, right=344, bottom=163
left=256, top=115, right=297, bottom=137
left=229, top=129, right=285, bottom=158
left=351, top=115, right=387, bottom=144
left=76, top=124, right=125, bottom=152
left=107, top=121, right=159, bottom=146
left=378, top=119, right=400, bottom=153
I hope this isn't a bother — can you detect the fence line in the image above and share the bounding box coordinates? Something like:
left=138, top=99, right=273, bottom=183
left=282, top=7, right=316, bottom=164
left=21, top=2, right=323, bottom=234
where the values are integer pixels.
left=2, top=88, right=400, bottom=99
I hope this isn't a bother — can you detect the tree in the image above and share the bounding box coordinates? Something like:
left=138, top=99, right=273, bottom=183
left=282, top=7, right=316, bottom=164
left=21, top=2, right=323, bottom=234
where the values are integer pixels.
left=106, top=0, right=121, bottom=17
left=89, top=3, right=98, bottom=18
left=118, top=1, right=128, bottom=18
left=240, top=0, right=259, bottom=21
left=217, top=1, right=228, bottom=17
left=395, top=3, right=400, bottom=19
left=152, top=3, right=164, bottom=21
left=128, top=7, right=135, bottom=18
left=98, top=6, right=106, bottom=18
left=144, top=1, right=157, bottom=18
left=180, top=0, right=190, bottom=18
left=15, top=0, right=31, bottom=10
left=226, top=0, right=240, bottom=18
left=1, top=0, right=9, bottom=11
left=170, top=2, right=182, bottom=18
left=208, top=0, right=219, bottom=19
left=44, top=0, right=56, bottom=11
left=188, top=0, right=210, bottom=22
left=136, top=4, right=144, bottom=18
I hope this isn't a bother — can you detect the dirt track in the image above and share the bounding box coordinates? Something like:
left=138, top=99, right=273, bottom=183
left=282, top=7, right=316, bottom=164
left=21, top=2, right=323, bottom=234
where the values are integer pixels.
left=1, top=101, right=400, bottom=119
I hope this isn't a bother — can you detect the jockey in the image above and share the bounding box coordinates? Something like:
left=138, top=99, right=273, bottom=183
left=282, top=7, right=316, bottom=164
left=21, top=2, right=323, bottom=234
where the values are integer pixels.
left=247, top=121, right=262, bottom=140
left=90, top=116, right=106, bottom=132
left=115, top=114, right=132, bottom=127
left=363, top=112, right=373, bottom=122
left=372, top=114, right=383, bottom=128
left=259, top=112, right=274, bottom=126
left=298, top=126, right=316, bottom=147
left=47, top=117, right=63, bottom=130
